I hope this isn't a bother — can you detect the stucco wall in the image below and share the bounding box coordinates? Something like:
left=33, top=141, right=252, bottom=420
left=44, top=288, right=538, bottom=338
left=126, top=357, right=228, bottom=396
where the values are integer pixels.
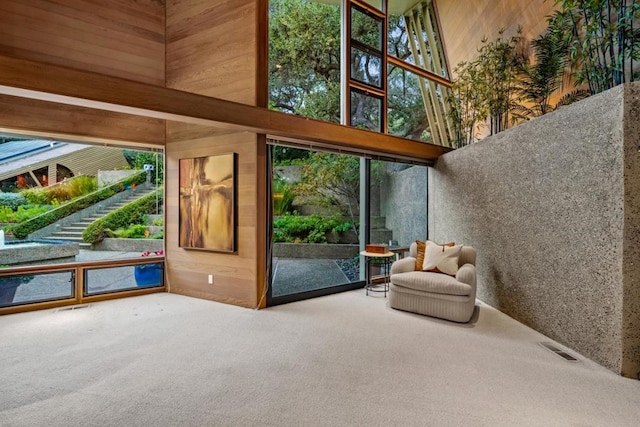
left=429, top=83, right=640, bottom=378
left=381, top=165, right=428, bottom=246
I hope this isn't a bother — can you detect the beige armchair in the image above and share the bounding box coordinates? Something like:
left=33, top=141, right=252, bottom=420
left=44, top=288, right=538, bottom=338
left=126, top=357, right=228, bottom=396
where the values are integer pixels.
left=389, top=242, right=477, bottom=323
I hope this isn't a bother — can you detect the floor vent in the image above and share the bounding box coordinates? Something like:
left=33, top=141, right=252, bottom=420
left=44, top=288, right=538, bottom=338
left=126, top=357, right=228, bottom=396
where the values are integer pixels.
left=539, top=342, right=578, bottom=361
left=56, top=304, right=90, bottom=312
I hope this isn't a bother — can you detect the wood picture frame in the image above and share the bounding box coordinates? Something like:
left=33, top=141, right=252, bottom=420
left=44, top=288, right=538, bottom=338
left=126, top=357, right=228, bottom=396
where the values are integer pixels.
left=179, top=153, right=236, bottom=252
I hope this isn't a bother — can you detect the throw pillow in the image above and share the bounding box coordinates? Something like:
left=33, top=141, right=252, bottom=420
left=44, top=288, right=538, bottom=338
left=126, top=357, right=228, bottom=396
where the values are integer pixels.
left=422, top=241, right=462, bottom=276
left=414, top=240, right=455, bottom=271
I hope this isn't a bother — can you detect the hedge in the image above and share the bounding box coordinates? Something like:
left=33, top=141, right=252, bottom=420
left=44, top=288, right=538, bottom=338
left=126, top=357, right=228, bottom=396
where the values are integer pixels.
left=82, top=189, right=163, bottom=244
left=12, top=172, right=147, bottom=239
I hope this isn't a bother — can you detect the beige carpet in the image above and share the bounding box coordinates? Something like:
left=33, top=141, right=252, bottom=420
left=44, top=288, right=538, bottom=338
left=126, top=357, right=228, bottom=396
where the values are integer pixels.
left=0, top=291, right=638, bottom=426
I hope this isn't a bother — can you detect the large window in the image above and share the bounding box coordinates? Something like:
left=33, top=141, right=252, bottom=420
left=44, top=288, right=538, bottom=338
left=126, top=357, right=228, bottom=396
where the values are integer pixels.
left=0, top=137, right=165, bottom=310
left=268, top=0, right=452, bottom=146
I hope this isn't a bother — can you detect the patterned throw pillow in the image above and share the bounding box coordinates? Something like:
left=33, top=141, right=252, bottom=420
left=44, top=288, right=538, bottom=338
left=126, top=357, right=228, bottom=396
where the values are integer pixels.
left=421, top=240, right=462, bottom=276
left=414, top=240, right=455, bottom=271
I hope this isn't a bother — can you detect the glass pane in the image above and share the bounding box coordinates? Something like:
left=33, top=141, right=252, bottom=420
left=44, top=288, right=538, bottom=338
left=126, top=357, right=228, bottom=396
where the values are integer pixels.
left=350, top=90, right=382, bottom=132
left=268, top=0, right=341, bottom=123
left=388, top=4, right=449, bottom=79
left=2, top=271, right=74, bottom=307
left=85, top=262, right=164, bottom=296
left=271, top=148, right=362, bottom=299
left=388, top=64, right=453, bottom=145
left=350, top=47, right=382, bottom=88
left=360, top=0, right=383, bottom=11
left=351, top=6, right=382, bottom=51
left=371, top=160, right=428, bottom=249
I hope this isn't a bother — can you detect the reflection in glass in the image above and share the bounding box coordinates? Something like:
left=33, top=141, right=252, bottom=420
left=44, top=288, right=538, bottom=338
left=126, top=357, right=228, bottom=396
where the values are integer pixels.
left=85, top=263, right=163, bottom=296
left=350, top=47, right=382, bottom=88
left=350, top=90, right=382, bottom=132
left=387, top=64, right=453, bottom=145
left=371, top=161, right=428, bottom=249
left=359, top=0, right=383, bottom=11
left=351, top=6, right=382, bottom=50
left=1, top=271, right=73, bottom=307
left=387, top=3, right=449, bottom=79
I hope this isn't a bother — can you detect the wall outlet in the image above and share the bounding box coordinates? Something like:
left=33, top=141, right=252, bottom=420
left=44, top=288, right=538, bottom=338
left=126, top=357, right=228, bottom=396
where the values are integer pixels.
left=208, top=274, right=214, bottom=285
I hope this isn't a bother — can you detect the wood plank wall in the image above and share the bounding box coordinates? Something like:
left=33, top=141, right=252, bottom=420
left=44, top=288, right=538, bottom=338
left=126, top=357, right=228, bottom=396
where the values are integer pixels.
left=0, top=0, right=166, bottom=145
left=435, top=0, right=556, bottom=72
left=166, top=0, right=258, bottom=104
left=0, top=0, right=165, bottom=85
left=165, top=0, right=265, bottom=308
left=165, top=126, right=261, bottom=307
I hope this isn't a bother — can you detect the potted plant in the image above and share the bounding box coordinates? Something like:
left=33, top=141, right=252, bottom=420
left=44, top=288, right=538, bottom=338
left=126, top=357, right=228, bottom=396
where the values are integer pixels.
left=0, top=265, right=34, bottom=305
left=134, top=250, right=164, bottom=287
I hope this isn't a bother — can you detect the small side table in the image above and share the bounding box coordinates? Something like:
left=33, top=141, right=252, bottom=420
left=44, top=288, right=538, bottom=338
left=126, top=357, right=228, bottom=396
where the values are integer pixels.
left=388, top=245, right=410, bottom=260
left=360, top=250, right=395, bottom=297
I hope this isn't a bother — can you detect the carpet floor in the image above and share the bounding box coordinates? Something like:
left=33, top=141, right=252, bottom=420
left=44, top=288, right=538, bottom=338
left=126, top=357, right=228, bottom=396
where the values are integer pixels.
left=0, top=291, right=638, bottom=426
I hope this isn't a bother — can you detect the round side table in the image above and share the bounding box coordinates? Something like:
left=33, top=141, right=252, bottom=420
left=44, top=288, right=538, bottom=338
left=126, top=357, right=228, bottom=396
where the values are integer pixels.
left=360, top=250, right=395, bottom=297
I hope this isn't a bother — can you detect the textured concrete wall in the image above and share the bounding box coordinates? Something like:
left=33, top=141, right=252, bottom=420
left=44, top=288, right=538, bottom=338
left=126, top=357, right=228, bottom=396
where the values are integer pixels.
left=429, top=83, right=640, bottom=378
left=381, top=165, right=428, bottom=246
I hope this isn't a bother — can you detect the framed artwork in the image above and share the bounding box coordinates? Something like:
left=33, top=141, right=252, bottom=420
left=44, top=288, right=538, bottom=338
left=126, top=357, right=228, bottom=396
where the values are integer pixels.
left=179, top=153, right=236, bottom=252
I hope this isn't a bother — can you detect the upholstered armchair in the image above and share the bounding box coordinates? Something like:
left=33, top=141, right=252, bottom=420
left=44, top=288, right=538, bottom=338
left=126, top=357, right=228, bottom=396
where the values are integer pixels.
left=389, top=241, right=477, bottom=323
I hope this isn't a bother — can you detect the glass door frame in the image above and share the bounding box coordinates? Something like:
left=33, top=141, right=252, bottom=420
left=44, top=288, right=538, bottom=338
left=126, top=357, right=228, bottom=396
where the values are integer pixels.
left=265, top=144, right=367, bottom=307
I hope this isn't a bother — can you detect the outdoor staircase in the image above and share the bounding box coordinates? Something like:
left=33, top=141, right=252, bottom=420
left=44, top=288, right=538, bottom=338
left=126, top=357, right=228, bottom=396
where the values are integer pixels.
left=370, top=216, right=393, bottom=244
left=44, top=187, right=156, bottom=248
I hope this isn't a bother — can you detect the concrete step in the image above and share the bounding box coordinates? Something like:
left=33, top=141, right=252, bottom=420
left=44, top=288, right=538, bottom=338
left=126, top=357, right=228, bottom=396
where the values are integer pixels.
left=51, top=231, right=83, bottom=238
left=370, top=216, right=386, bottom=229
left=47, top=236, right=84, bottom=243
left=370, top=229, right=393, bottom=244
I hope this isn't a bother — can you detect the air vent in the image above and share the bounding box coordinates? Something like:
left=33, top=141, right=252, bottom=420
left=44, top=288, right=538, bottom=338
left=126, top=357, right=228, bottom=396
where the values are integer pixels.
left=56, top=304, right=90, bottom=312
left=539, top=342, right=578, bottom=361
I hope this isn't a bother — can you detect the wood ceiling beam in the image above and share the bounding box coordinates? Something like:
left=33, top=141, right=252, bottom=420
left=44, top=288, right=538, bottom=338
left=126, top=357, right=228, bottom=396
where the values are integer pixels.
left=0, top=55, right=452, bottom=161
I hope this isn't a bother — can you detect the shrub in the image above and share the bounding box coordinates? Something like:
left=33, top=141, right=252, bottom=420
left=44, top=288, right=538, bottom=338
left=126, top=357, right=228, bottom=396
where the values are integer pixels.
left=20, top=187, right=49, bottom=205
left=21, top=175, right=98, bottom=204
left=0, top=205, right=52, bottom=223
left=12, top=172, right=147, bottom=239
left=0, top=192, right=27, bottom=210
left=273, top=213, right=354, bottom=243
left=83, top=189, right=163, bottom=244
left=272, top=177, right=295, bottom=215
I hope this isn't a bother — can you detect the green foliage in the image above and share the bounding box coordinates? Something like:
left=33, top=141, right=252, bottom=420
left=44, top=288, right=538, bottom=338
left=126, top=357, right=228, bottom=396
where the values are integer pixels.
left=108, top=224, right=163, bottom=239
left=272, top=177, right=295, bottom=215
left=123, top=150, right=164, bottom=184
left=272, top=146, right=310, bottom=165
left=513, top=16, right=591, bottom=120
left=83, top=189, right=163, bottom=244
left=273, top=213, right=354, bottom=243
left=0, top=205, right=51, bottom=223
left=269, top=0, right=341, bottom=122
left=12, top=172, right=146, bottom=239
left=447, top=29, right=523, bottom=146
left=21, top=175, right=97, bottom=204
left=553, top=0, right=640, bottom=94
left=295, top=153, right=361, bottom=219
left=0, top=192, right=27, bottom=210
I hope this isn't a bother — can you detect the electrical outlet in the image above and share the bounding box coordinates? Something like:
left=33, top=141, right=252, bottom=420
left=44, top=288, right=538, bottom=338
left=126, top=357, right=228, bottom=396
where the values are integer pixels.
left=208, top=274, right=214, bottom=285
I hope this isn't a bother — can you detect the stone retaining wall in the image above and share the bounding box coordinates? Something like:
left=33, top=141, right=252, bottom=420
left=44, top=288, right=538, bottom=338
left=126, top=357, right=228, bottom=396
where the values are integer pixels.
left=273, top=243, right=358, bottom=259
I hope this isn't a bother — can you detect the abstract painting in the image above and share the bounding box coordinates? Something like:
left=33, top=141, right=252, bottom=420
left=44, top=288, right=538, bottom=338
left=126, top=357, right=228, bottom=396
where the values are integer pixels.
left=179, top=153, right=236, bottom=252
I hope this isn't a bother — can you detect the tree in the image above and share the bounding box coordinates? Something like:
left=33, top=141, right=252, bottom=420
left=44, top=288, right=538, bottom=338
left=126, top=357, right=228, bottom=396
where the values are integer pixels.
left=554, top=0, right=640, bottom=94
left=123, top=150, right=164, bottom=184
left=269, top=0, right=341, bottom=122
left=513, top=14, right=590, bottom=120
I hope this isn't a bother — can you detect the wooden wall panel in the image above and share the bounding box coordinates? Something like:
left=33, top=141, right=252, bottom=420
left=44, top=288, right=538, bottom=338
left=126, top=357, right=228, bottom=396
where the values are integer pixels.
left=166, top=0, right=258, bottom=105
left=0, top=0, right=165, bottom=85
left=165, top=127, right=260, bottom=308
left=435, top=0, right=556, bottom=71
left=0, top=95, right=165, bottom=147
left=165, top=0, right=265, bottom=308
